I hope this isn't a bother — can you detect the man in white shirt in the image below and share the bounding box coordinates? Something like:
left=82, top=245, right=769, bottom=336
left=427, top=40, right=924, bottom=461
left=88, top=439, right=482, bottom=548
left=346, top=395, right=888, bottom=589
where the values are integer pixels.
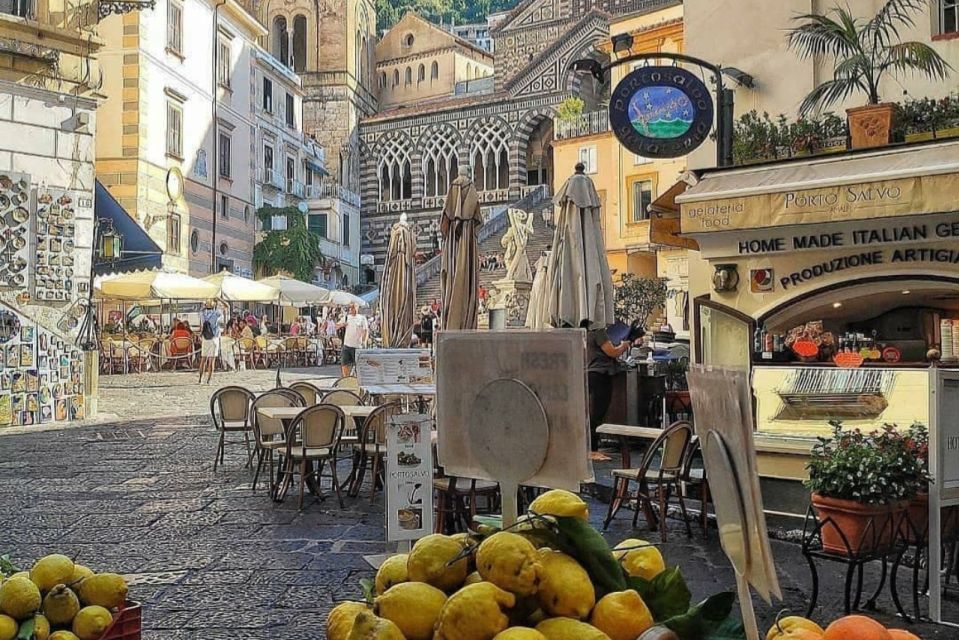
left=338, top=304, right=368, bottom=377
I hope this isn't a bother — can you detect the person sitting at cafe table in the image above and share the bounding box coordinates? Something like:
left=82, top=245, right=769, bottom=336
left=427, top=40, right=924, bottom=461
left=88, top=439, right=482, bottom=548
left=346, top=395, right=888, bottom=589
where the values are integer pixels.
left=290, top=318, right=302, bottom=336
left=169, top=320, right=193, bottom=356
left=240, top=319, right=255, bottom=341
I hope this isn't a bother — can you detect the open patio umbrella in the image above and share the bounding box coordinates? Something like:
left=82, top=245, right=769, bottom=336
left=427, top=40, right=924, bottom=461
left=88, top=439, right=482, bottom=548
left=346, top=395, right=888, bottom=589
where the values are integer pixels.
left=256, top=275, right=331, bottom=307
left=95, top=270, right=220, bottom=301
left=440, top=167, right=483, bottom=331
left=380, top=214, right=416, bottom=347
left=327, top=290, right=369, bottom=308
left=546, top=163, right=615, bottom=329
left=204, top=270, right=279, bottom=303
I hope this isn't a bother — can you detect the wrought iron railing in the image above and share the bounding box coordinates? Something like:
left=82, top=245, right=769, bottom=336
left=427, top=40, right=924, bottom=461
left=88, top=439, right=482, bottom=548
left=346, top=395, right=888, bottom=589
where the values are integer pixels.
left=555, top=110, right=610, bottom=140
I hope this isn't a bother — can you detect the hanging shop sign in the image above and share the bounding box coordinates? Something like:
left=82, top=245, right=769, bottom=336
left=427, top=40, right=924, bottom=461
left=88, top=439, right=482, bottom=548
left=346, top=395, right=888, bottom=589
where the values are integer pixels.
left=696, top=211, right=959, bottom=259
left=681, top=173, right=959, bottom=233
left=609, top=65, right=714, bottom=159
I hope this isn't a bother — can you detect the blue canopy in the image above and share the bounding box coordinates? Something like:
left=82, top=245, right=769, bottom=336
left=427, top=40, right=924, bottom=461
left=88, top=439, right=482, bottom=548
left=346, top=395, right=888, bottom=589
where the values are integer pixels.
left=93, top=181, right=163, bottom=275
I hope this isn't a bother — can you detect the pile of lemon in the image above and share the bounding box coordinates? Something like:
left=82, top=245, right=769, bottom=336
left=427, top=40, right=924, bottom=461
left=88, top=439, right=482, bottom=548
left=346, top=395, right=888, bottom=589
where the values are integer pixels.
left=0, top=555, right=128, bottom=640
left=327, top=489, right=671, bottom=640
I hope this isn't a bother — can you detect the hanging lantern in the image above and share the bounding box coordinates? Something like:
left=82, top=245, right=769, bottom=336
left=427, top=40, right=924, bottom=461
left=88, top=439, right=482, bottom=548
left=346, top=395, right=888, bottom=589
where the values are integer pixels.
left=98, top=220, right=123, bottom=260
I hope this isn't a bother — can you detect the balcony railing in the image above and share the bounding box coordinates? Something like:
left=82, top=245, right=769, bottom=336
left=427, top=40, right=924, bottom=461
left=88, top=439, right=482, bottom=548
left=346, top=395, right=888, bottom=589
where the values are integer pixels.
left=263, top=168, right=284, bottom=189
left=306, top=180, right=360, bottom=207
left=555, top=110, right=610, bottom=140
left=288, top=179, right=305, bottom=198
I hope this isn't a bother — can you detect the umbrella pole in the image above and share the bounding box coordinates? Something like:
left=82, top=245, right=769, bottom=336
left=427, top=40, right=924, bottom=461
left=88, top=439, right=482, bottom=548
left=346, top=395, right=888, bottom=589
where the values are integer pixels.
left=274, top=294, right=282, bottom=388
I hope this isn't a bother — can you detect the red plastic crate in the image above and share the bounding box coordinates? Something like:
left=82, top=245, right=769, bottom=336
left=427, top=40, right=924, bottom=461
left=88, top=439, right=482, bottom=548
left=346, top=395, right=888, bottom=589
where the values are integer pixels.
left=100, top=601, right=141, bottom=640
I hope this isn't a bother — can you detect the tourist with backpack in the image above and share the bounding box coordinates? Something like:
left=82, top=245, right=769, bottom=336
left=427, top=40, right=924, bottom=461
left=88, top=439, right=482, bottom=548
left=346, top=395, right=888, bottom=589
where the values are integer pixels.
left=198, top=299, right=225, bottom=384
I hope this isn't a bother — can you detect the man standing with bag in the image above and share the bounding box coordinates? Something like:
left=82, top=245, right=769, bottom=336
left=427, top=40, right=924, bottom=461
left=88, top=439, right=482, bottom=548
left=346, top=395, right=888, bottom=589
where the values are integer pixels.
left=338, top=304, right=368, bottom=377
left=198, top=299, right=225, bottom=384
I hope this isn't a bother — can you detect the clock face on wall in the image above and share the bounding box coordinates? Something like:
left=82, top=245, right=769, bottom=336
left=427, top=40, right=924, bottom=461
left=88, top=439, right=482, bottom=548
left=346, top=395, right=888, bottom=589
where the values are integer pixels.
left=166, top=168, right=184, bottom=203
left=609, top=66, right=714, bottom=159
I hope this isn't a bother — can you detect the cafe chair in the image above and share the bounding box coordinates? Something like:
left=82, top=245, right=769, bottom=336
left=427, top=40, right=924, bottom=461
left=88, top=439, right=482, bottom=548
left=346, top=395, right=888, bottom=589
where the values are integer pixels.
left=250, top=389, right=305, bottom=494
left=603, top=420, right=694, bottom=542
left=321, top=389, right=365, bottom=408
left=351, top=402, right=402, bottom=503
left=277, top=404, right=346, bottom=509
left=289, top=381, right=322, bottom=406
left=209, top=386, right=256, bottom=471
left=681, top=437, right=710, bottom=538
left=237, top=337, right=257, bottom=370
left=433, top=475, right=500, bottom=534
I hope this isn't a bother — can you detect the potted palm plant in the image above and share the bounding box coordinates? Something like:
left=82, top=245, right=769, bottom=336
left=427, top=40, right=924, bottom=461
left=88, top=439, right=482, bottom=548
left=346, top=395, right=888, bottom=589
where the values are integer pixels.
left=805, top=421, right=929, bottom=554
left=787, top=0, right=950, bottom=149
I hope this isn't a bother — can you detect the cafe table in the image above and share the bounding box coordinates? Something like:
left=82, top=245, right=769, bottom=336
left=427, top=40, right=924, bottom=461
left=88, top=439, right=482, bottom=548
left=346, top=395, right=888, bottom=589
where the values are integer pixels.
left=596, top=424, right=665, bottom=469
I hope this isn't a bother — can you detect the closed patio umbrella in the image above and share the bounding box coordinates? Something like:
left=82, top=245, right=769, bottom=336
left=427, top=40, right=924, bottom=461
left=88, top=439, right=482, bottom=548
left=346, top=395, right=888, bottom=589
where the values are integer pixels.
left=546, top=163, right=615, bottom=329
left=256, top=275, right=331, bottom=307
left=380, top=214, right=417, bottom=347
left=440, top=167, right=483, bottom=331
left=525, top=249, right=551, bottom=329
left=204, top=270, right=278, bottom=302
left=95, top=270, right=220, bottom=301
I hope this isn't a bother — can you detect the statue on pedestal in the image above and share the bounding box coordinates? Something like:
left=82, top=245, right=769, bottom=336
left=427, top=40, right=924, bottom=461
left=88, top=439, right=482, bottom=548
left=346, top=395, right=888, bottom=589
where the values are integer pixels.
left=500, top=207, right=534, bottom=284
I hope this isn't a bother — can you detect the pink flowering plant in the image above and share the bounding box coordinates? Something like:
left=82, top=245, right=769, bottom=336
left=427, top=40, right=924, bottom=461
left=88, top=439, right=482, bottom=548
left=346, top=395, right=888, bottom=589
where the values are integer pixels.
left=805, top=420, right=931, bottom=505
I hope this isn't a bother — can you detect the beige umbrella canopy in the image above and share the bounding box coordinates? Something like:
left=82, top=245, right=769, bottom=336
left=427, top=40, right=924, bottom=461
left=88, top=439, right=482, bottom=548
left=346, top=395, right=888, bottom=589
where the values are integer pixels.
left=546, top=164, right=615, bottom=329
left=440, top=169, right=484, bottom=331
left=380, top=214, right=417, bottom=347
left=525, top=250, right=551, bottom=329
left=256, top=275, right=331, bottom=306
left=204, top=270, right=279, bottom=302
left=327, top=290, right=369, bottom=308
left=95, top=270, right=220, bottom=301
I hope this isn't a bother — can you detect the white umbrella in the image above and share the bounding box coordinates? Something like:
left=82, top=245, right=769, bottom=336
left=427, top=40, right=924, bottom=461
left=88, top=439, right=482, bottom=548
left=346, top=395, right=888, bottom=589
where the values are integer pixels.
left=327, top=290, right=368, bottom=308
left=204, top=270, right=278, bottom=302
left=95, top=270, right=220, bottom=301
left=256, top=275, right=330, bottom=306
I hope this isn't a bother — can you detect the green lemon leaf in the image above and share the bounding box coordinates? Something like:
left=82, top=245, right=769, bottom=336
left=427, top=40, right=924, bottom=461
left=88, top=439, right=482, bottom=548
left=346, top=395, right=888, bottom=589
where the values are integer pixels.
left=703, top=616, right=747, bottom=640
left=552, top=516, right=627, bottom=594
left=15, top=617, right=35, bottom=640
left=359, top=578, right=375, bottom=605
left=662, top=592, right=737, bottom=639
left=628, top=566, right=692, bottom=621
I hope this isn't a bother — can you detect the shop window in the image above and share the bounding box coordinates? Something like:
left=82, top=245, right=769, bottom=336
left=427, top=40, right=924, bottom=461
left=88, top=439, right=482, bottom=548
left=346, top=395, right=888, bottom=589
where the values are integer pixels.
left=167, top=212, right=181, bottom=255
left=166, top=101, right=183, bottom=158
left=941, top=0, right=958, bottom=34
left=697, top=302, right=751, bottom=368
left=578, top=146, right=597, bottom=174
left=167, top=1, right=183, bottom=55
left=631, top=180, right=653, bottom=222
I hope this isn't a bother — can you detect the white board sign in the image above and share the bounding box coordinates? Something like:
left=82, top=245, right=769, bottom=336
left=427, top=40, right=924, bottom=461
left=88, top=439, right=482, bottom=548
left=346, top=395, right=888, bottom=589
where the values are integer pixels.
left=356, top=349, right=433, bottom=387
left=386, top=413, right=433, bottom=541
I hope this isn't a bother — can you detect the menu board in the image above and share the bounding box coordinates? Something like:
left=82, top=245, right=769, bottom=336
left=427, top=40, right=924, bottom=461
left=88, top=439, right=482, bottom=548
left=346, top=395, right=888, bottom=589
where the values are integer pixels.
left=385, top=413, right=433, bottom=541
left=355, top=349, right=433, bottom=387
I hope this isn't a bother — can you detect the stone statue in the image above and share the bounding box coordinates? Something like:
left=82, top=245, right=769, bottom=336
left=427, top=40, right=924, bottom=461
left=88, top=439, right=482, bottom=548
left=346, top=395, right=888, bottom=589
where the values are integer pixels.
left=501, top=207, right=534, bottom=283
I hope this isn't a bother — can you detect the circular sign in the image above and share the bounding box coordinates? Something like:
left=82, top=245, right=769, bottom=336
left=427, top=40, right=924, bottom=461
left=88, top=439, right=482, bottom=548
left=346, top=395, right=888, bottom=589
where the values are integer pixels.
left=609, top=66, right=714, bottom=158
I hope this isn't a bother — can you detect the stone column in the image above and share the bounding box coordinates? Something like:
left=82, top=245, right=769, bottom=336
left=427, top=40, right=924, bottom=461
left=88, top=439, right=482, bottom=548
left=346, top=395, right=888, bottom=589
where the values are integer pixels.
left=490, top=278, right=533, bottom=328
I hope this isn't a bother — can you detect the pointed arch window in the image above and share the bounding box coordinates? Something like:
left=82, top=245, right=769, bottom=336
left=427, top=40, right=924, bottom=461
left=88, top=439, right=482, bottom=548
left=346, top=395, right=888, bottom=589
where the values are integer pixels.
left=422, top=131, right=459, bottom=198
left=470, top=121, right=510, bottom=192
left=393, top=69, right=400, bottom=86
left=431, top=61, right=439, bottom=80
left=418, top=63, right=425, bottom=83
left=379, top=138, right=412, bottom=202
left=292, top=15, right=307, bottom=71
left=405, top=66, right=412, bottom=85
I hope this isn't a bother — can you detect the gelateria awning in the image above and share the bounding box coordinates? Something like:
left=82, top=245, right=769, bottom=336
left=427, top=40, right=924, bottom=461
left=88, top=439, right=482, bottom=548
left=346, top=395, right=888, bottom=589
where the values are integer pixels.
left=675, top=139, right=959, bottom=235
left=93, top=181, right=163, bottom=275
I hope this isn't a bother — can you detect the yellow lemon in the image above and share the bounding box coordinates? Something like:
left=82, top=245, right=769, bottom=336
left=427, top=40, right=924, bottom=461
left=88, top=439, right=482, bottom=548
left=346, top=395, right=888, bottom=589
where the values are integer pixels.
left=407, top=534, right=469, bottom=592
left=72, top=606, right=114, bottom=640
left=49, top=632, right=80, bottom=640
left=70, top=566, right=94, bottom=585
left=494, top=628, right=548, bottom=640
left=30, top=556, right=75, bottom=593
left=528, top=489, right=589, bottom=520
left=77, top=574, right=127, bottom=609
left=434, top=582, right=515, bottom=640
left=765, top=616, right=825, bottom=640
left=590, top=590, right=655, bottom=640
left=326, top=601, right=369, bottom=640
left=34, top=614, right=51, bottom=640
left=535, top=549, right=595, bottom=620
left=612, top=539, right=666, bottom=581
left=536, top=617, right=611, bottom=640
left=346, top=611, right=405, bottom=640
left=374, top=555, right=408, bottom=595
left=375, top=581, right=446, bottom=640
left=476, top=532, right=542, bottom=597
left=463, top=571, right=484, bottom=586
left=0, top=614, right=17, bottom=640
left=0, top=577, right=41, bottom=620
left=41, top=585, right=80, bottom=627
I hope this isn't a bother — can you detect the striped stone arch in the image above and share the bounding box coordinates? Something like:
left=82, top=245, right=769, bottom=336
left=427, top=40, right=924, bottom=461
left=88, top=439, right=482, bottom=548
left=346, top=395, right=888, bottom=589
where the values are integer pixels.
left=464, top=115, right=513, bottom=192
left=512, top=106, right=557, bottom=189
left=415, top=123, right=464, bottom=199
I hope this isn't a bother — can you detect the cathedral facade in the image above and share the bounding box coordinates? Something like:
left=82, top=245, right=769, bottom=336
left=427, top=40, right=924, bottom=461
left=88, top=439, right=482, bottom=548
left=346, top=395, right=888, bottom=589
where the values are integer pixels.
left=358, top=0, right=677, bottom=274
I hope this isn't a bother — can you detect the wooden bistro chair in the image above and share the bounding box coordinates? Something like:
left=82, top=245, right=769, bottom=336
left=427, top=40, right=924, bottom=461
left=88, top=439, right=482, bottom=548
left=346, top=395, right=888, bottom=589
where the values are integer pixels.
left=603, top=420, right=694, bottom=542
left=351, top=402, right=402, bottom=503
left=433, top=474, right=501, bottom=535
left=237, top=337, right=257, bottom=370
left=277, top=404, right=346, bottom=509
left=250, top=389, right=305, bottom=493
left=289, top=381, right=322, bottom=406
left=209, top=386, right=256, bottom=471
left=171, top=336, right=196, bottom=370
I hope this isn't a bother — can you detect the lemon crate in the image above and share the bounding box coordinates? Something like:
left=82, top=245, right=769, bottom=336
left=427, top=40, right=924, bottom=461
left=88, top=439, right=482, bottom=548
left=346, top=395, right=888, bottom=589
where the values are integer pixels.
left=100, top=602, right=141, bottom=640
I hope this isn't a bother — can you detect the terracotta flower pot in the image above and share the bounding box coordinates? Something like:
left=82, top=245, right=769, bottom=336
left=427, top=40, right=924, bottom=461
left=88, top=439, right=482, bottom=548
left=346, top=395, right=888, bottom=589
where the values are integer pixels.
left=811, top=493, right=907, bottom=555
left=846, top=103, right=896, bottom=149
left=904, top=492, right=929, bottom=543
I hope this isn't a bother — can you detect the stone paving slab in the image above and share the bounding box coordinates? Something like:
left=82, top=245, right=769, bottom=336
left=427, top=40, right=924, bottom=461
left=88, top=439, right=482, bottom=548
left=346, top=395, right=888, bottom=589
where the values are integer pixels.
left=0, top=411, right=953, bottom=638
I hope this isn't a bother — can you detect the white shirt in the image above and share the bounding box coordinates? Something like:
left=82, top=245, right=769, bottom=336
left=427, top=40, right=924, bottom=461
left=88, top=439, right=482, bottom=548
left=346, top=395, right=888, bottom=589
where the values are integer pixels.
left=343, top=314, right=369, bottom=348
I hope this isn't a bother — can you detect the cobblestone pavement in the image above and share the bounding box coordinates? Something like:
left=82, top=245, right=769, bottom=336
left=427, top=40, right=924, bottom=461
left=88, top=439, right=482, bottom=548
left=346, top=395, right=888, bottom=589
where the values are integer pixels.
left=0, top=409, right=952, bottom=637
